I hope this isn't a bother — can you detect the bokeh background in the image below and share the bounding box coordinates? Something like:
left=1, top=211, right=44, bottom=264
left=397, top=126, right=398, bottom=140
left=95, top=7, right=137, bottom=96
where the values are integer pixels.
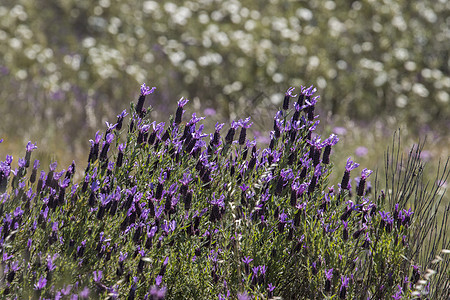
left=0, top=0, right=448, bottom=193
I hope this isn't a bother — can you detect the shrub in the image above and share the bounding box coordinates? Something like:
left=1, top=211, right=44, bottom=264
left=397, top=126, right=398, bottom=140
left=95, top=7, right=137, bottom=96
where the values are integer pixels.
left=0, top=84, right=448, bottom=299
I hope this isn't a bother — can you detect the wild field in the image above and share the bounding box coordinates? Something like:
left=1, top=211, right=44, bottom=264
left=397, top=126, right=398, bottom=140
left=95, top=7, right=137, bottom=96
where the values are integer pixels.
left=0, top=0, right=449, bottom=299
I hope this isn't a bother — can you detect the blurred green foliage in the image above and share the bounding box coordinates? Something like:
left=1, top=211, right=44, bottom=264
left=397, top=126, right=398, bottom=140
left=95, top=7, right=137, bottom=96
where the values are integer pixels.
left=1, top=0, right=449, bottom=152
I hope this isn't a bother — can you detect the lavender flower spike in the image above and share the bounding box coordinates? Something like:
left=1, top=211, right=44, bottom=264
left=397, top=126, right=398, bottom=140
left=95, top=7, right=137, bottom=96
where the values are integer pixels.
left=322, top=134, right=339, bottom=164
left=357, top=168, right=373, bottom=196
left=25, top=141, right=37, bottom=168
left=116, top=143, right=126, bottom=167
left=325, top=268, right=333, bottom=292
left=225, top=121, right=239, bottom=145
left=26, top=141, right=37, bottom=152
left=175, top=97, right=189, bottom=125
left=267, top=283, right=276, bottom=298
left=211, top=122, right=225, bottom=146
left=339, top=275, right=349, bottom=299
left=341, top=157, right=359, bottom=190
left=99, top=133, right=115, bottom=161
left=360, top=168, right=373, bottom=179
left=242, top=256, right=253, bottom=274
left=238, top=117, right=253, bottom=145
left=105, top=121, right=117, bottom=134
left=34, top=276, right=47, bottom=290
left=283, top=87, right=297, bottom=110
left=116, top=109, right=128, bottom=130
left=140, top=83, right=156, bottom=96
left=345, top=157, right=360, bottom=172
left=136, top=83, right=156, bottom=115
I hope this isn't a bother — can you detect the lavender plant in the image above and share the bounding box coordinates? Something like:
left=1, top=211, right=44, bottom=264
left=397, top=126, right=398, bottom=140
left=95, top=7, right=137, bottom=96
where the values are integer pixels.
left=0, top=84, right=448, bottom=299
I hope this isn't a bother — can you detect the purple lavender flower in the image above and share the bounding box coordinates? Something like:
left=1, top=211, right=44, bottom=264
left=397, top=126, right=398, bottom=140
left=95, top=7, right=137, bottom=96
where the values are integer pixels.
left=238, top=117, right=253, bottom=145
left=77, top=240, right=86, bottom=258
left=175, top=97, right=189, bottom=125
left=119, top=252, right=128, bottom=262
left=141, top=83, right=155, bottom=96
left=339, top=275, right=349, bottom=299
left=137, top=124, right=150, bottom=144
left=273, top=111, right=283, bottom=139
left=291, top=102, right=303, bottom=123
left=322, top=134, right=339, bottom=164
left=308, top=175, right=318, bottom=195
left=157, top=256, right=169, bottom=277
left=308, top=135, right=322, bottom=160
left=341, top=158, right=359, bottom=190
left=25, top=141, right=37, bottom=168
left=392, top=285, right=402, bottom=300
left=267, top=283, right=276, bottom=298
left=6, top=260, right=20, bottom=282
left=304, top=92, right=319, bottom=120
left=344, top=158, right=359, bottom=172
left=29, top=159, right=40, bottom=183
left=242, top=256, right=253, bottom=275
left=225, top=121, right=240, bottom=145
left=299, top=155, right=311, bottom=179
left=116, top=109, right=128, bottom=130
left=64, top=160, right=76, bottom=179
left=99, top=133, right=114, bottom=161
left=187, top=113, right=205, bottom=127
left=61, top=284, right=72, bottom=296
left=296, top=85, right=307, bottom=106
left=34, top=276, right=47, bottom=290
left=342, top=221, right=349, bottom=241
left=150, top=285, right=167, bottom=299
left=258, top=265, right=267, bottom=284
left=211, top=122, right=225, bottom=146
left=26, top=141, right=37, bottom=153
left=357, top=168, right=373, bottom=196
left=403, top=276, right=410, bottom=290
left=136, top=83, right=156, bottom=114
left=401, top=208, right=413, bottom=228
left=93, top=270, right=103, bottom=283
left=155, top=274, right=163, bottom=287
left=116, top=143, right=126, bottom=167
left=105, top=121, right=117, bottom=133
left=49, top=161, right=58, bottom=172
left=311, top=261, right=318, bottom=275
left=88, top=131, right=102, bottom=163
left=325, top=268, right=333, bottom=292
left=278, top=212, right=288, bottom=233
left=290, top=184, right=299, bottom=207
left=209, top=193, right=225, bottom=222
left=18, top=157, right=26, bottom=169
left=283, top=87, right=297, bottom=110
left=79, top=287, right=90, bottom=298
left=47, top=253, right=59, bottom=272
left=3, top=251, right=13, bottom=261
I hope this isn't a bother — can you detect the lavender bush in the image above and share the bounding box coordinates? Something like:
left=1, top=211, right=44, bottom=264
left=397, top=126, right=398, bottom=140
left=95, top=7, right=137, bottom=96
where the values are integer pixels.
left=0, top=84, right=448, bottom=299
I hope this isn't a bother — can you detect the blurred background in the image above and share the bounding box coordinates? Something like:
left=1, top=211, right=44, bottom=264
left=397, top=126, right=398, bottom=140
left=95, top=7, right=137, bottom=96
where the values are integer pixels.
left=0, top=0, right=448, bottom=191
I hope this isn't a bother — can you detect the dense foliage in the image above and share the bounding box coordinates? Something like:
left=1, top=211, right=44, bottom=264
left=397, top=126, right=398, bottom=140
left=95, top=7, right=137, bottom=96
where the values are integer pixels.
left=0, top=85, right=448, bottom=299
